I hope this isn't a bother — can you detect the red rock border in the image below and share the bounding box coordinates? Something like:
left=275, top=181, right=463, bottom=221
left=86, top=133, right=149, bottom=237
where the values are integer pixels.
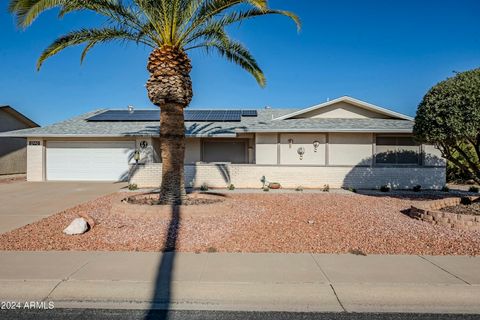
left=409, top=196, right=480, bottom=231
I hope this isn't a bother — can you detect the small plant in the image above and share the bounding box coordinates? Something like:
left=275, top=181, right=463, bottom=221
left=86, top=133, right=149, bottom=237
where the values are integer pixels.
left=263, top=186, right=270, bottom=192
left=380, top=185, right=390, bottom=192
left=260, top=175, right=267, bottom=188
left=200, top=183, right=209, bottom=191
left=348, top=187, right=357, bottom=193
left=348, top=248, right=367, bottom=256
left=468, top=186, right=479, bottom=193
left=128, top=183, right=138, bottom=191
left=441, top=185, right=450, bottom=192
left=207, top=246, right=217, bottom=253
left=295, top=186, right=304, bottom=192
left=322, top=184, right=330, bottom=192
left=412, top=185, right=422, bottom=192
left=227, top=183, right=235, bottom=191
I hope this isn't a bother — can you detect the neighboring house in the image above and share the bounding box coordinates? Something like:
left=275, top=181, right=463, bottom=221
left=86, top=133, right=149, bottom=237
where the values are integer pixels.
left=0, top=106, right=39, bottom=175
left=0, top=96, right=445, bottom=189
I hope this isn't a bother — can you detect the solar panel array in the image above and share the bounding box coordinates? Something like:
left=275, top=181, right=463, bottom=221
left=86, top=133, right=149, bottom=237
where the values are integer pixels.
left=87, top=109, right=257, bottom=122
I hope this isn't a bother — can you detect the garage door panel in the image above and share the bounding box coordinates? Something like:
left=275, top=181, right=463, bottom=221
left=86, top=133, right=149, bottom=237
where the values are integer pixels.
left=46, top=141, right=135, bottom=181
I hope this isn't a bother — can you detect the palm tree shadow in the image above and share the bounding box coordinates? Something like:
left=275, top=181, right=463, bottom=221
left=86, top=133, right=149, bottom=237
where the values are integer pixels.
left=144, top=203, right=180, bottom=320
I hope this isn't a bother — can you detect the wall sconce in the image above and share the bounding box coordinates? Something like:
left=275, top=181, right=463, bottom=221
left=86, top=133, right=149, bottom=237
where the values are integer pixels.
left=288, top=138, right=294, bottom=148
left=133, top=150, right=140, bottom=164
left=297, top=147, right=305, bottom=160
left=313, top=140, right=320, bottom=152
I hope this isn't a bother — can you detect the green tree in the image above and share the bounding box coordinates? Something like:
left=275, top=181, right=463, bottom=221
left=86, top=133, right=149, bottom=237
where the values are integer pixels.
left=9, top=0, right=300, bottom=204
left=413, top=68, right=480, bottom=184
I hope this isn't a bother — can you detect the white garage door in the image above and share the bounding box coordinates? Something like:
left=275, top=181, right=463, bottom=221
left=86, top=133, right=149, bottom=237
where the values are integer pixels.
left=46, top=141, right=135, bottom=181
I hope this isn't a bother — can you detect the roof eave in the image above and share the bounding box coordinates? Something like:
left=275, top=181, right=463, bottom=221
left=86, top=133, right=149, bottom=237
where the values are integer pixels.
left=241, top=128, right=413, bottom=133
left=272, top=96, right=414, bottom=121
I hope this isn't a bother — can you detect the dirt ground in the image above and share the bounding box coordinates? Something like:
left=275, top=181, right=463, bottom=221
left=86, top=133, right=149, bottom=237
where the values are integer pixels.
left=0, top=192, right=479, bottom=255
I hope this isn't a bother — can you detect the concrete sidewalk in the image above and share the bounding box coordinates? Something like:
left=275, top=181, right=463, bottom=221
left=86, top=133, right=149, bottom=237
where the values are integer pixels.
left=0, top=252, right=480, bottom=314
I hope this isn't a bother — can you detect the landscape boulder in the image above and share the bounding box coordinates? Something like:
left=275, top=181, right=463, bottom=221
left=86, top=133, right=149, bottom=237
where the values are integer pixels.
left=63, top=218, right=88, bottom=235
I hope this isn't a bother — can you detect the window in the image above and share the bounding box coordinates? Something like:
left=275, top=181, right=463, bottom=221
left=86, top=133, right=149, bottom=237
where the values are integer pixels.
left=375, top=136, right=420, bottom=165
left=202, top=140, right=247, bottom=163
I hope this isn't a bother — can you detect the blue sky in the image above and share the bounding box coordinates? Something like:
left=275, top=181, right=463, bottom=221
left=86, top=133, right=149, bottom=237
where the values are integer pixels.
left=1, top=0, right=479, bottom=126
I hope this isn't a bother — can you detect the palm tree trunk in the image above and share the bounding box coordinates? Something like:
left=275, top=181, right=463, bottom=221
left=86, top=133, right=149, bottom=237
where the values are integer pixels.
left=159, top=103, right=186, bottom=204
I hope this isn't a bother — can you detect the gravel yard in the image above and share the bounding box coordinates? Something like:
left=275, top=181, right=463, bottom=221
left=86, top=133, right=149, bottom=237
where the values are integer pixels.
left=0, top=192, right=479, bottom=255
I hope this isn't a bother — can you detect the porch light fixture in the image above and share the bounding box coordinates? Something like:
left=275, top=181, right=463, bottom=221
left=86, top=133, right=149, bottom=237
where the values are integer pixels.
left=133, top=150, right=141, bottom=164
left=313, top=140, right=320, bottom=152
left=297, top=147, right=305, bottom=160
left=288, top=138, right=294, bottom=148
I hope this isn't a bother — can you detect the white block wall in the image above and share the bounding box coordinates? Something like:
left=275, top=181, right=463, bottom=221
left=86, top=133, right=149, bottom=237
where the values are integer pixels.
left=129, top=163, right=446, bottom=190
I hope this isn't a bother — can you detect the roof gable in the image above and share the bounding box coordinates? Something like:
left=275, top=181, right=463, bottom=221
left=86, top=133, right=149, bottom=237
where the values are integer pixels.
left=273, top=96, right=414, bottom=121
left=0, top=106, right=39, bottom=128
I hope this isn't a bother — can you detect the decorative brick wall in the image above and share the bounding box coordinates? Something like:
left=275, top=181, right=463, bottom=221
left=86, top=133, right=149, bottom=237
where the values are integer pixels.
left=129, top=163, right=446, bottom=190
left=409, top=197, right=480, bottom=231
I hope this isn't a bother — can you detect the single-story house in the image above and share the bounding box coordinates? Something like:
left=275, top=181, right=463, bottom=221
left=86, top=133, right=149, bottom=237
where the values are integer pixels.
left=0, top=96, right=445, bottom=189
left=0, top=106, right=39, bottom=175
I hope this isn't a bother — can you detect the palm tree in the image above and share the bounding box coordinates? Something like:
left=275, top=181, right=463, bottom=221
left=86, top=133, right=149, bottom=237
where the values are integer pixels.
left=9, top=0, right=300, bottom=204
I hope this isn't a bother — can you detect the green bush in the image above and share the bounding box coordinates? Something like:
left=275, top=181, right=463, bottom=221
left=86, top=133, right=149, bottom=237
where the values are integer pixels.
left=295, top=186, right=304, bottom=192
left=380, top=185, right=390, bottom=192
left=469, top=186, right=479, bottom=193
left=322, top=184, right=330, bottom=192
left=128, top=183, right=138, bottom=191
left=200, top=183, right=209, bottom=191
left=227, top=183, right=235, bottom=190
left=348, top=187, right=357, bottom=193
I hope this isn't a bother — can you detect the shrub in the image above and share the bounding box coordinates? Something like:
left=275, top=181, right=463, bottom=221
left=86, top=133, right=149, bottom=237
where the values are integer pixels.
left=128, top=183, right=138, bottom=191
left=469, top=186, right=480, bottom=193
left=441, top=185, right=450, bottom=192
left=295, top=186, right=304, bottom=192
left=348, top=187, right=357, bottom=193
left=263, top=186, right=270, bottom=192
left=413, top=185, right=422, bottom=192
left=227, top=183, right=235, bottom=190
left=322, top=184, right=330, bottom=192
left=200, top=183, right=209, bottom=191
left=207, top=246, right=217, bottom=253
left=414, top=68, right=480, bottom=185
left=380, top=185, right=390, bottom=192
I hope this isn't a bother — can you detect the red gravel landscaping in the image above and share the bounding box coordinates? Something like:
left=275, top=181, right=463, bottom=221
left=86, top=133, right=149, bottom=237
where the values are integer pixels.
left=0, top=192, right=479, bottom=255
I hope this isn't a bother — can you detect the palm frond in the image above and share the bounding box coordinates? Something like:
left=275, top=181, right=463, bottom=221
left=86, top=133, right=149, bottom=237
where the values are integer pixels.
left=37, top=27, right=154, bottom=70
left=186, top=36, right=266, bottom=87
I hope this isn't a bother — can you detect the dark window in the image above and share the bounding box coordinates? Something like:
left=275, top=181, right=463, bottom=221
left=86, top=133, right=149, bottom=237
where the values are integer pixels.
left=375, top=136, right=420, bottom=165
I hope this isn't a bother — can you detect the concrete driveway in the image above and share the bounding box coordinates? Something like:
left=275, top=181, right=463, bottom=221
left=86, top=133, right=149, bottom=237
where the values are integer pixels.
left=0, top=182, right=126, bottom=234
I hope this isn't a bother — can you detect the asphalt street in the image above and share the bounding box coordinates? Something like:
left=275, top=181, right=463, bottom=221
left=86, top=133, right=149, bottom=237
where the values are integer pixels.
left=2, top=309, right=480, bottom=320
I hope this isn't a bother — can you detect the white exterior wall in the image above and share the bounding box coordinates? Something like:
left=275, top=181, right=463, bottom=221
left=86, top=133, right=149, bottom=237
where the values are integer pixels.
left=255, top=133, right=277, bottom=164
left=329, top=133, right=373, bottom=166
left=279, top=133, right=326, bottom=165
left=129, top=163, right=446, bottom=190
left=26, top=138, right=45, bottom=181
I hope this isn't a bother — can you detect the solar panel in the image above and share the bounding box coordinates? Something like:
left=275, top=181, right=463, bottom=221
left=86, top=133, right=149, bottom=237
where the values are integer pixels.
left=241, top=110, right=258, bottom=117
left=87, top=108, right=256, bottom=122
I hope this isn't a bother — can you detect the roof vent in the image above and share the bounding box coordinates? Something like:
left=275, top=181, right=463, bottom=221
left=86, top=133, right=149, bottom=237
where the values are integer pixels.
left=128, top=105, right=134, bottom=113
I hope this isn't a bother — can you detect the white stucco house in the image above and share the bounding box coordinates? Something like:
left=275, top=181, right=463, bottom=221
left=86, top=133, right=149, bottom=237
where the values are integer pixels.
left=0, top=96, right=446, bottom=189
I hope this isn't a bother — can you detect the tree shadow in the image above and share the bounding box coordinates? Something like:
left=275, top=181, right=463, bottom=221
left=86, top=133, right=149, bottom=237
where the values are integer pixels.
left=342, top=151, right=446, bottom=192
left=144, top=203, right=180, bottom=320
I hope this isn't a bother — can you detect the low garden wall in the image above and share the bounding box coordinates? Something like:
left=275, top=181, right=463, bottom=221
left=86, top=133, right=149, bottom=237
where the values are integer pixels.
left=129, top=163, right=446, bottom=189
left=409, top=196, right=480, bottom=231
